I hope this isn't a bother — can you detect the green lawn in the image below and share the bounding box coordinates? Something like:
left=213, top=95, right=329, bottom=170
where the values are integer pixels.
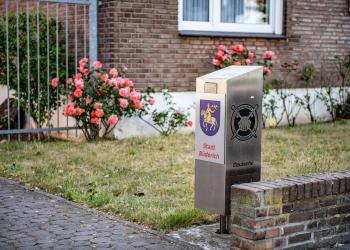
left=0, top=120, right=349, bottom=232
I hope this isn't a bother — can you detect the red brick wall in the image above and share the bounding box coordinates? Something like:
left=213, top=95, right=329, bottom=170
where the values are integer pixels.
left=231, top=170, right=350, bottom=249
left=98, top=0, right=350, bottom=91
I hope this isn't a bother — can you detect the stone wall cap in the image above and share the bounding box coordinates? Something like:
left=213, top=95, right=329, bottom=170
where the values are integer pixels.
left=231, top=170, right=350, bottom=195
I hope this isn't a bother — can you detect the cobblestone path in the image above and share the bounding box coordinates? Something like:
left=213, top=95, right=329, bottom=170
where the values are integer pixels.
left=0, top=178, right=194, bottom=250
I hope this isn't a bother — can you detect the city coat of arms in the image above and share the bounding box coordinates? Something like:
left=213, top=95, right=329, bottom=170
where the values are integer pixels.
left=199, top=100, right=220, bottom=136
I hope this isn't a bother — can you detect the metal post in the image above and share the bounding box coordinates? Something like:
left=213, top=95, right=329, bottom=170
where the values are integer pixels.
left=89, top=0, right=98, bottom=65
left=74, top=4, right=78, bottom=137
left=75, top=6, right=78, bottom=73
left=56, top=4, right=59, bottom=134
left=218, top=215, right=230, bottom=234
left=5, top=0, right=10, bottom=142
left=83, top=4, right=87, bottom=57
left=16, top=0, right=20, bottom=141
left=46, top=2, right=51, bottom=140
left=37, top=0, right=41, bottom=140
left=26, top=1, right=31, bottom=141
left=66, top=3, right=69, bottom=137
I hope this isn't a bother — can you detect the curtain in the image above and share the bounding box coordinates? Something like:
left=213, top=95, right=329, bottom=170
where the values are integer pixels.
left=221, top=0, right=269, bottom=24
left=183, top=0, right=210, bottom=22
left=221, top=0, right=236, bottom=23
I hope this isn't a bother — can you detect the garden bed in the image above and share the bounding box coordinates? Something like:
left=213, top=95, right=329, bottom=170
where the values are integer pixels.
left=0, top=120, right=349, bottom=232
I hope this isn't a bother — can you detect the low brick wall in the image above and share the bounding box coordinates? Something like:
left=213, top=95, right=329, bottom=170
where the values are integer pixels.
left=231, top=170, right=350, bottom=250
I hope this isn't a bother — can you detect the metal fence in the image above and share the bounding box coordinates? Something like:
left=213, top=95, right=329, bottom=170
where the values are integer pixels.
left=0, top=0, right=98, bottom=141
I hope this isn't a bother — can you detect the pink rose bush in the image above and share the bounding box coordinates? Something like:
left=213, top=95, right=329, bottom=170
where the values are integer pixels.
left=212, top=44, right=273, bottom=78
left=57, top=58, right=154, bottom=140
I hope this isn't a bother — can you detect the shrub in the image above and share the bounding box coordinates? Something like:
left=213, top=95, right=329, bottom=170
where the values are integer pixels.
left=263, top=83, right=283, bottom=128
left=273, top=61, right=301, bottom=127
left=139, top=89, right=193, bottom=136
left=317, top=86, right=338, bottom=122
left=0, top=11, right=71, bottom=126
left=334, top=51, right=350, bottom=119
left=58, top=58, right=154, bottom=140
left=212, top=44, right=273, bottom=79
left=295, top=64, right=318, bottom=123
left=336, top=93, right=350, bottom=119
left=317, top=55, right=350, bottom=121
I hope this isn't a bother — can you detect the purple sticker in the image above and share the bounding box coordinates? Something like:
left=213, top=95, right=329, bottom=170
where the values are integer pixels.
left=200, top=100, right=220, bottom=136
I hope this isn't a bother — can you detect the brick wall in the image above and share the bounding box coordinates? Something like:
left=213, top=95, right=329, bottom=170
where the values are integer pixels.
left=2, top=1, right=349, bottom=91
left=98, top=0, right=350, bottom=91
left=231, top=170, right=350, bottom=250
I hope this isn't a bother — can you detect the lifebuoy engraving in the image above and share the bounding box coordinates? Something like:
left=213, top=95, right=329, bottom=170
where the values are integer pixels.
left=231, top=104, right=259, bottom=141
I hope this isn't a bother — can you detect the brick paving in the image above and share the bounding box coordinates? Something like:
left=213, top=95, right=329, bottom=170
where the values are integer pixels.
left=1, top=177, right=350, bottom=250
left=0, top=178, right=195, bottom=250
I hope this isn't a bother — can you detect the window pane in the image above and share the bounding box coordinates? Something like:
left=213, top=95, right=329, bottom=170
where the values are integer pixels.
left=221, top=0, right=270, bottom=24
left=183, top=0, right=210, bottom=22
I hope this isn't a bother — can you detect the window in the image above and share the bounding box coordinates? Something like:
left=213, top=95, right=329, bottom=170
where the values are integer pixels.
left=179, top=0, right=283, bottom=35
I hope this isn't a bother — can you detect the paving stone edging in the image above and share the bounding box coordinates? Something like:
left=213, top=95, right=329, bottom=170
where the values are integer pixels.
left=0, top=177, right=202, bottom=249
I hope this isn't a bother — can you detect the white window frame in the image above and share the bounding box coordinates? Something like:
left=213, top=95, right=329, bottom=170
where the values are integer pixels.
left=178, top=0, right=283, bottom=35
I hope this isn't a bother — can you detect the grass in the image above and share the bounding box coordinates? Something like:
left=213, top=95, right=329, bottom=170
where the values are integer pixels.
left=0, top=120, right=349, bottom=231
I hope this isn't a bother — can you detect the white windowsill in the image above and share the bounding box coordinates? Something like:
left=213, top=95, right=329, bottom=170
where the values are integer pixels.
left=178, top=30, right=286, bottom=39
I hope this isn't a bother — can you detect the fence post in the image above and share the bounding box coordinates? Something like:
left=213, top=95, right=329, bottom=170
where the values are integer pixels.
left=89, top=0, right=98, bottom=64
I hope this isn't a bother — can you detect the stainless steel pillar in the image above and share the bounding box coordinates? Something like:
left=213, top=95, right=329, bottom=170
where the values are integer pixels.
left=194, top=66, right=263, bottom=234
